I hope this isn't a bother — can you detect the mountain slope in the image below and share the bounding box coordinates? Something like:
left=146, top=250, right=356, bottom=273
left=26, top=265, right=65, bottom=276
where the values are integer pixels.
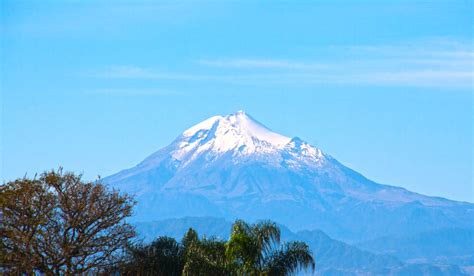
left=104, top=111, right=473, bottom=243
left=357, top=228, right=474, bottom=266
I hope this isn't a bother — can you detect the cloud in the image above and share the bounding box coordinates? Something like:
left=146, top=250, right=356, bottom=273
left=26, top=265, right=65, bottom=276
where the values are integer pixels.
left=93, top=39, right=473, bottom=89
left=84, top=88, right=184, bottom=96
left=332, top=70, right=473, bottom=88
left=197, top=59, right=328, bottom=70
left=95, top=66, right=209, bottom=81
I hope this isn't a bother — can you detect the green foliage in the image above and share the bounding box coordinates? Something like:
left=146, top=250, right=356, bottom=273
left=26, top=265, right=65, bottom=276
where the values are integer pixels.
left=226, top=219, right=281, bottom=273
left=225, top=220, right=314, bottom=275
left=119, top=236, right=184, bottom=275
left=183, top=235, right=230, bottom=276
left=266, top=241, right=316, bottom=275
left=116, top=220, right=315, bottom=275
left=182, top=228, right=199, bottom=250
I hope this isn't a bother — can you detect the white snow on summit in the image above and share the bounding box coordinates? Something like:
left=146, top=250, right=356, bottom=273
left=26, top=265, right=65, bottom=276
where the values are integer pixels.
left=183, top=111, right=290, bottom=146
left=183, top=115, right=223, bottom=137
left=174, top=111, right=292, bottom=160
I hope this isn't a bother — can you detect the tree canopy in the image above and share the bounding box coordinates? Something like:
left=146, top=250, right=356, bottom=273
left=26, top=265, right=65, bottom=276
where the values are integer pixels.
left=0, top=169, right=136, bottom=275
left=116, top=220, right=315, bottom=275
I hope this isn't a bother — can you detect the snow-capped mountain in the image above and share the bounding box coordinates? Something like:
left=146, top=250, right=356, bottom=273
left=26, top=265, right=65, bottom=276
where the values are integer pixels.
left=104, top=111, right=473, bottom=242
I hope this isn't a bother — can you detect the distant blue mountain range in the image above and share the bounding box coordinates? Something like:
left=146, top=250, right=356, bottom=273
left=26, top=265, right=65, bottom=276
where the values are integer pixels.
left=104, top=111, right=474, bottom=274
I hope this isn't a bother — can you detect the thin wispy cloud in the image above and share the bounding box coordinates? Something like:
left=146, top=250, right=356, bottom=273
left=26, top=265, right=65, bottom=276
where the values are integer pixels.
left=197, top=59, right=328, bottom=70
left=93, top=39, right=473, bottom=89
left=95, top=66, right=210, bottom=81
left=83, top=88, right=184, bottom=96
left=340, top=37, right=473, bottom=56
left=334, top=70, right=473, bottom=88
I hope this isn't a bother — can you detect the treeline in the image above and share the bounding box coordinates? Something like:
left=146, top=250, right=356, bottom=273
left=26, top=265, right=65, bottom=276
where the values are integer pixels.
left=1, top=169, right=314, bottom=275
left=111, top=220, right=314, bottom=275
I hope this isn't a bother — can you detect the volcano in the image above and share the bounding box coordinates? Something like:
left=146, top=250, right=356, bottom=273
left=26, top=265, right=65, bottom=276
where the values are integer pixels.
left=104, top=111, right=473, bottom=242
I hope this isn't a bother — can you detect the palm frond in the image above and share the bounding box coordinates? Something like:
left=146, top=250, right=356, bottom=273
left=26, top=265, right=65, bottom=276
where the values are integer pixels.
left=252, top=220, right=281, bottom=253
left=265, top=241, right=315, bottom=275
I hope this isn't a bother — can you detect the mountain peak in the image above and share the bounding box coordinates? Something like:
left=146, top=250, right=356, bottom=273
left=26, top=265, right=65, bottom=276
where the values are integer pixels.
left=181, top=111, right=291, bottom=154
left=134, top=111, right=326, bottom=175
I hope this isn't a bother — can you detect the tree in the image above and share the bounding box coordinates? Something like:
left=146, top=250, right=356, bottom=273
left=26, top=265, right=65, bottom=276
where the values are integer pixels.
left=0, top=177, right=54, bottom=274
left=0, top=168, right=136, bottom=275
left=182, top=228, right=230, bottom=276
left=109, top=220, right=315, bottom=275
left=115, top=229, right=229, bottom=276
left=265, top=241, right=315, bottom=275
left=119, top=236, right=184, bottom=275
left=226, top=220, right=315, bottom=275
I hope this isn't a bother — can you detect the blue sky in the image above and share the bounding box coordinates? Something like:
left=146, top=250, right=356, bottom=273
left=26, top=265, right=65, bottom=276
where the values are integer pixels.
left=1, top=0, right=472, bottom=202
